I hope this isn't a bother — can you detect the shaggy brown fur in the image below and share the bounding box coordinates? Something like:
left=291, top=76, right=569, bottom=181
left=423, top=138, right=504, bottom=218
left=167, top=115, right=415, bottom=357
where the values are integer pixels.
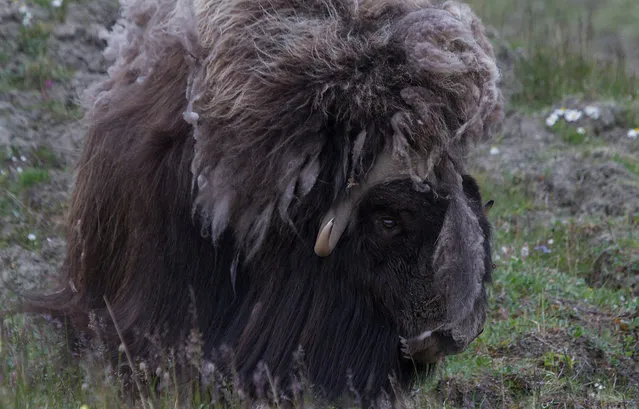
left=25, top=0, right=502, bottom=406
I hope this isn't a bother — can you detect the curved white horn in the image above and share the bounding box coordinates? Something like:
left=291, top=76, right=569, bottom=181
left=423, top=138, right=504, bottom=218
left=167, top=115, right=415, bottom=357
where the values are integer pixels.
left=314, top=217, right=335, bottom=256
left=313, top=200, right=353, bottom=257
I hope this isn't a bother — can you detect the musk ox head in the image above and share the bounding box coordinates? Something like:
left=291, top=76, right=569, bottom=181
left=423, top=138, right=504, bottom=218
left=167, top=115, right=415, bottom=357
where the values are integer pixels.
left=25, top=0, right=503, bottom=405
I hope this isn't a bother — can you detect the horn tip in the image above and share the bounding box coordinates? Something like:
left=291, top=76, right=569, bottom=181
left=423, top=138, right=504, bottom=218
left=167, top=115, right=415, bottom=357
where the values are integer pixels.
left=314, top=218, right=335, bottom=257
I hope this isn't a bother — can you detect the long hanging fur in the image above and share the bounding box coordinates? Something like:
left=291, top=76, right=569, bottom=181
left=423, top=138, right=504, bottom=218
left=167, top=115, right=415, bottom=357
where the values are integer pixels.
left=24, top=0, right=503, bottom=405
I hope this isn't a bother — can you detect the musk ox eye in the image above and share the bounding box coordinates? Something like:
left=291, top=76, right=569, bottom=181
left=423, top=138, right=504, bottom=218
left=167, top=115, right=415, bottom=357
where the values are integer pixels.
left=374, top=215, right=402, bottom=236
left=381, top=217, right=397, bottom=229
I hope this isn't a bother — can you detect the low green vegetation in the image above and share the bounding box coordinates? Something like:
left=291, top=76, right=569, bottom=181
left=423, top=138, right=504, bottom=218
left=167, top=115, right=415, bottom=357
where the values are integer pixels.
left=0, top=3, right=74, bottom=97
left=16, top=23, right=52, bottom=58
left=467, top=0, right=639, bottom=112
left=613, top=153, right=639, bottom=177
left=424, top=170, right=639, bottom=407
left=512, top=51, right=639, bottom=111
left=18, top=167, right=50, bottom=188
left=0, top=146, right=63, bottom=250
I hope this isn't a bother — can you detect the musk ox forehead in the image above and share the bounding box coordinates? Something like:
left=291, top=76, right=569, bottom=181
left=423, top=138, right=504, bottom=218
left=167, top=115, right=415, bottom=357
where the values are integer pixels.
left=361, top=178, right=447, bottom=206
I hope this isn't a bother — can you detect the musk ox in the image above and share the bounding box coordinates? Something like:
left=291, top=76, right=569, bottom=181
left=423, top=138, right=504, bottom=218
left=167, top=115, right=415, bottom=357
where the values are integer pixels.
left=26, top=0, right=503, bottom=405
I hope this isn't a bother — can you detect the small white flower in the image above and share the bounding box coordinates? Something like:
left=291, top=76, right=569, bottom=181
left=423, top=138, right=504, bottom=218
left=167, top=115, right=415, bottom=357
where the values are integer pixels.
left=627, top=128, right=639, bottom=139
left=501, top=246, right=509, bottom=255
left=18, top=4, right=28, bottom=13
left=520, top=244, right=530, bottom=258
left=20, top=155, right=27, bottom=162
left=547, top=239, right=554, bottom=245
left=564, top=109, right=583, bottom=122
left=22, top=11, right=33, bottom=26
left=546, top=113, right=559, bottom=127
left=118, top=344, right=126, bottom=353
left=51, top=0, right=63, bottom=7
left=16, top=166, right=23, bottom=173
left=489, top=146, right=500, bottom=156
left=11, top=156, right=17, bottom=162
left=554, top=107, right=566, bottom=117
left=576, top=127, right=585, bottom=135
left=584, top=106, right=600, bottom=120
left=81, top=382, right=88, bottom=391
left=27, top=233, right=36, bottom=241
left=139, top=362, right=147, bottom=371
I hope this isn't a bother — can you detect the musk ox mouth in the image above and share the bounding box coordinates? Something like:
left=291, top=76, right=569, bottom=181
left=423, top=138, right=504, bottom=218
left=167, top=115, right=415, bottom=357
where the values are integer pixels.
left=399, top=326, right=484, bottom=364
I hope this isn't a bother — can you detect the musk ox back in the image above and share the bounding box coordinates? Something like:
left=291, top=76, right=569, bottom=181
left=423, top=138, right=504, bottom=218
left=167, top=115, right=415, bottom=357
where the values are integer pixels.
left=26, top=0, right=503, bottom=405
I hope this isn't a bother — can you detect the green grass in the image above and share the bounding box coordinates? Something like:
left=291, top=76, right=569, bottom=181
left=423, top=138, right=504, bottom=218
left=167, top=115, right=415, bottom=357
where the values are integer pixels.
left=545, top=118, right=592, bottom=146
left=1, top=13, right=73, bottom=91
left=512, top=51, right=638, bottom=110
left=4, top=58, right=74, bottom=91
left=613, top=153, right=639, bottom=176
left=16, top=23, right=52, bottom=58
left=0, top=146, right=65, bottom=251
left=466, top=0, right=639, bottom=111
left=18, top=168, right=50, bottom=188
left=424, top=170, right=639, bottom=408
left=31, top=145, right=63, bottom=169
left=43, top=98, right=84, bottom=121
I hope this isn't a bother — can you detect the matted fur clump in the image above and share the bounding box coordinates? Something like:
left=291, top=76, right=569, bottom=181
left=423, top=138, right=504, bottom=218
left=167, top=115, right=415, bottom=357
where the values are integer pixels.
left=90, top=0, right=502, bottom=253
left=26, top=0, right=503, bottom=406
